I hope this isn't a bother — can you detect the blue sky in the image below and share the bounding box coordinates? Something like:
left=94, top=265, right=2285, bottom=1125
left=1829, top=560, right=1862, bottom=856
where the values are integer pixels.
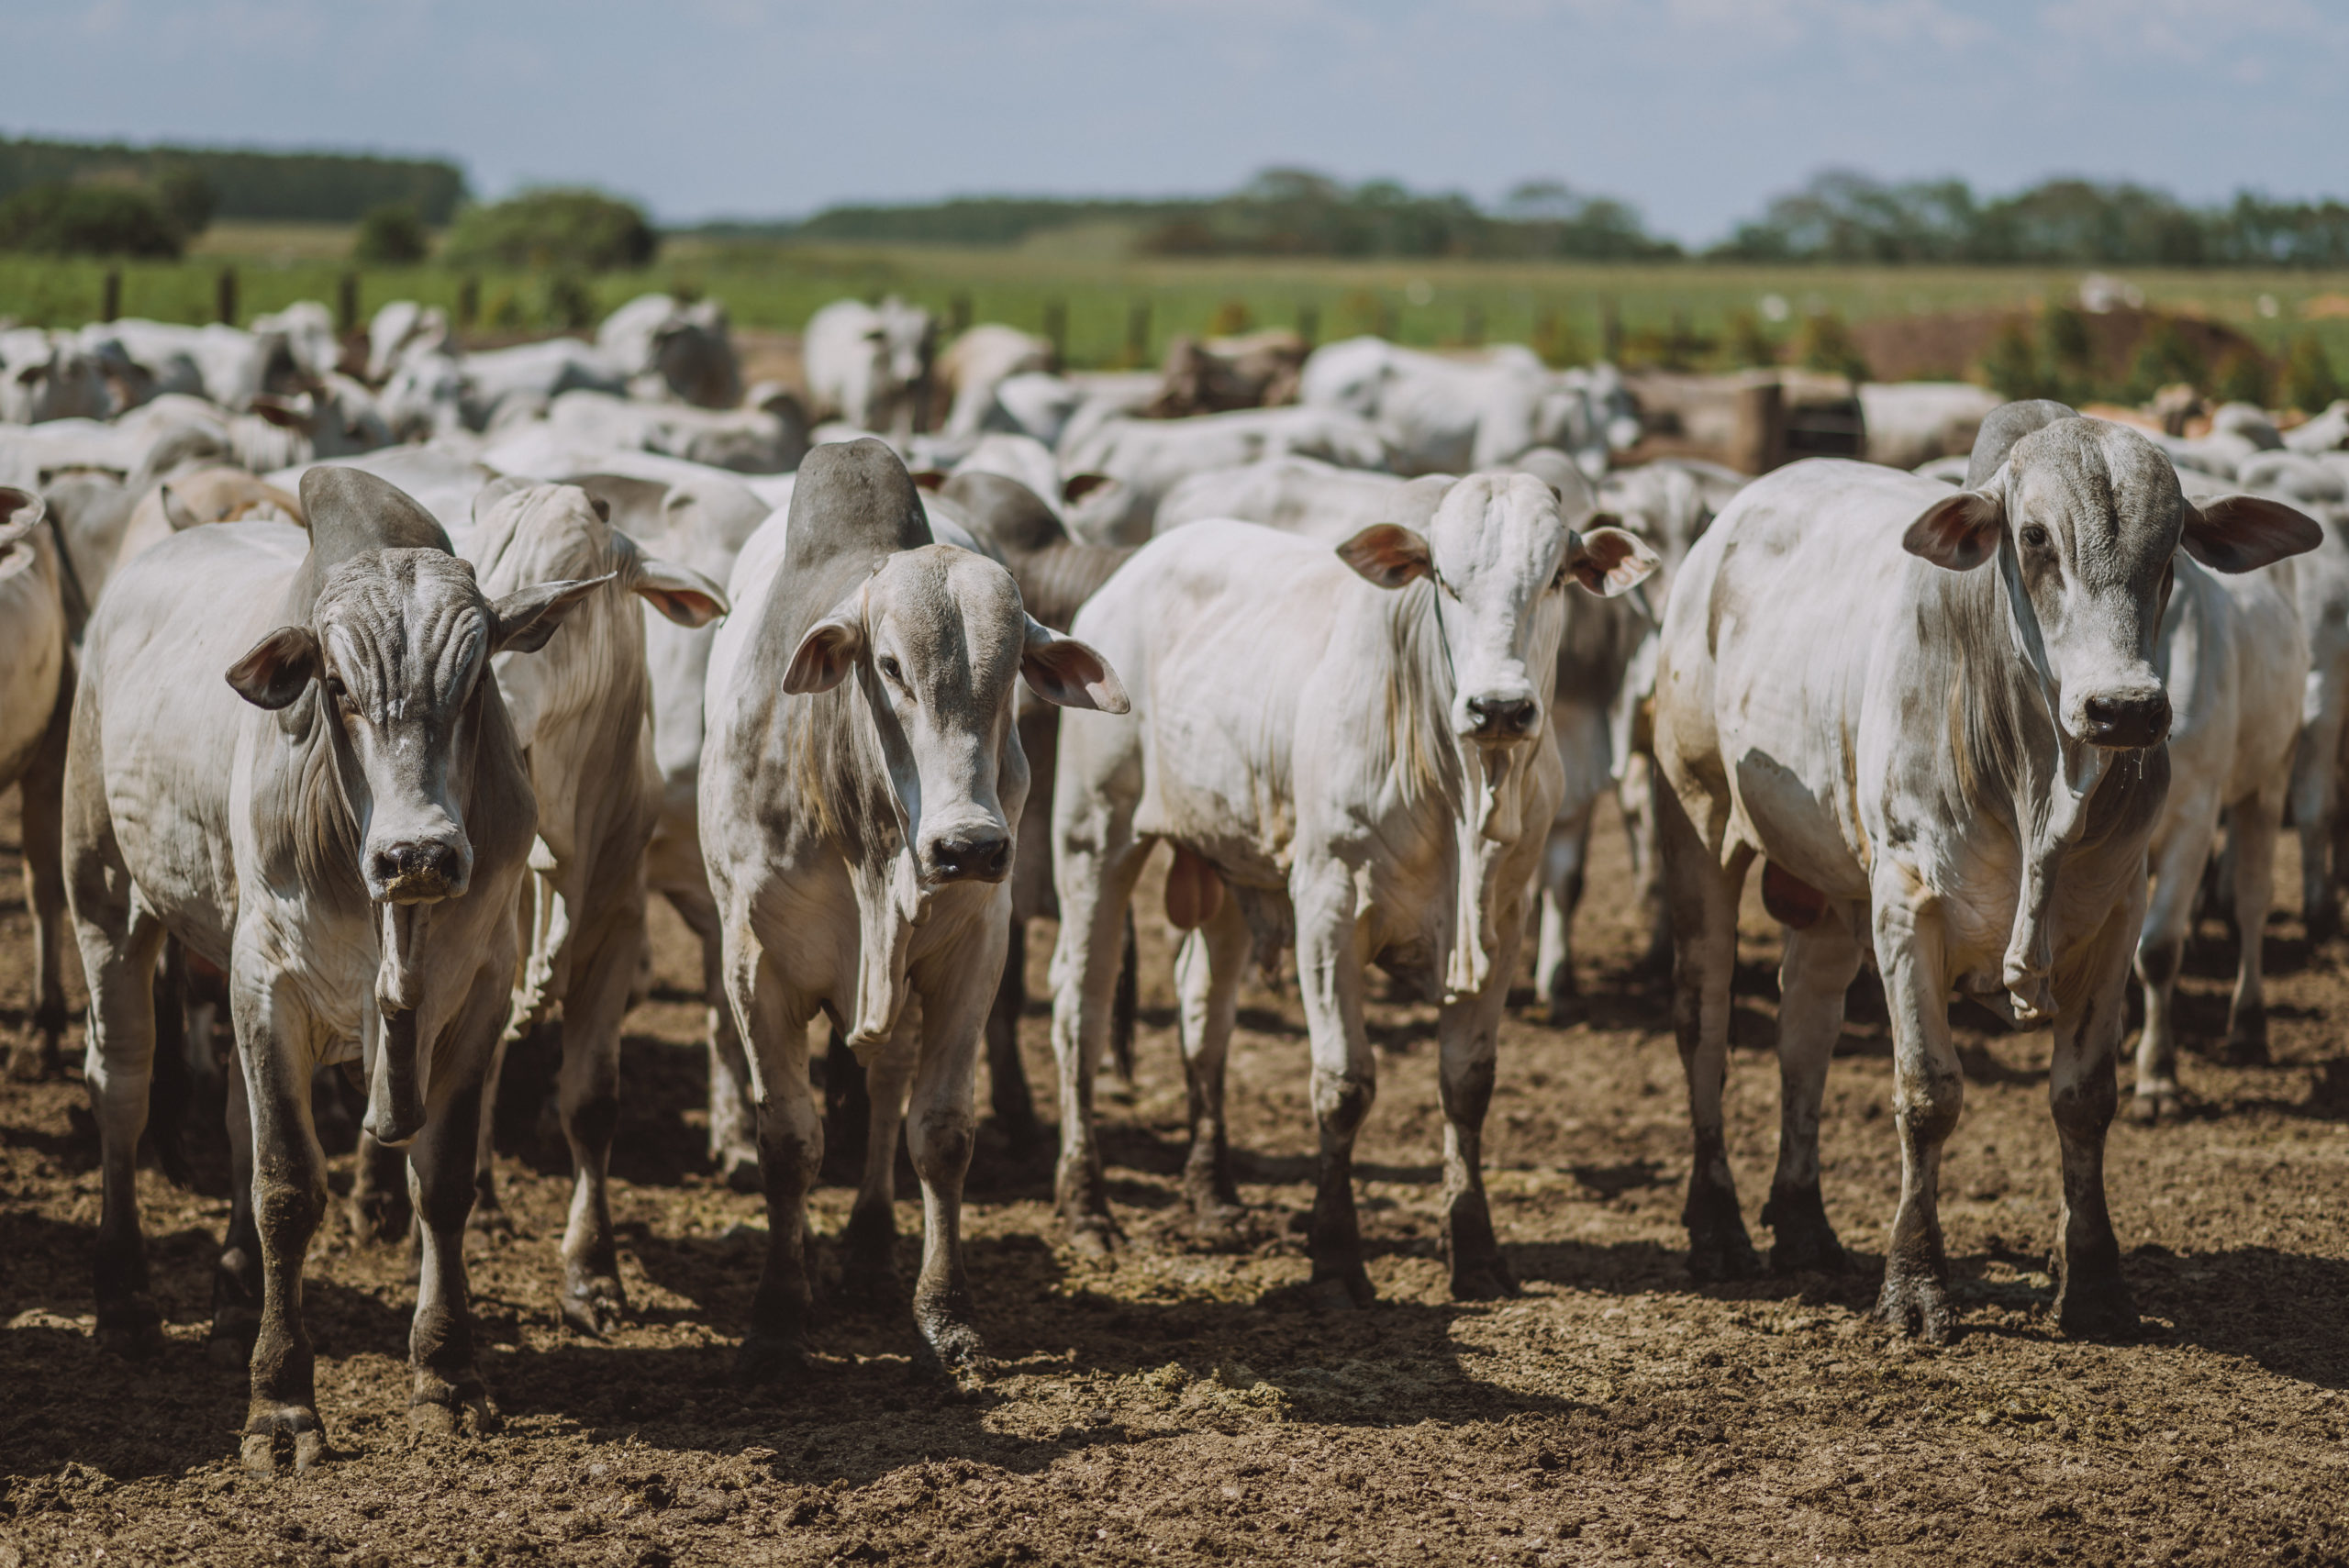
left=8, top=0, right=2346, bottom=241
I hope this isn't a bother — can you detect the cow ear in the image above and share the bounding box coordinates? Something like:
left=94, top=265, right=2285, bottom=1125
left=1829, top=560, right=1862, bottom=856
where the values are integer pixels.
left=488, top=574, right=613, bottom=654
left=1564, top=525, right=1662, bottom=597
left=160, top=484, right=203, bottom=532
left=909, top=469, right=947, bottom=492
left=226, top=626, right=322, bottom=709
left=630, top=552, right=729, bottom=628
left=250, top=393, right=315, bottom=432
left=1021, top=617, right=1129, bottom=713
left=2181, top=494, right=2325, bottom=573
left=0, top=485, right=46, bottom=550
left=1337, top=523, right=1434, bottom=589
left=1902, top=489, right=2005, bottom=571
left=784, top=595, right=864, bottom=695
left=1063, top=473, right=1115, bottom=504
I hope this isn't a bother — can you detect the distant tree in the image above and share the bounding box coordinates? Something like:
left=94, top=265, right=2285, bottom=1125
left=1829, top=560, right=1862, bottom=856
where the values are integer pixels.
left=1793, top=311, right=1869, bottom=381
left=1980, top=318, right=2057, bottom=402
left=150, top=161, right=216, bottom=236
left=441, top=188, right=657, bottom=273
left=354, top=203, right=429, bottom=264
left=0, top=181, right=183, bottom=258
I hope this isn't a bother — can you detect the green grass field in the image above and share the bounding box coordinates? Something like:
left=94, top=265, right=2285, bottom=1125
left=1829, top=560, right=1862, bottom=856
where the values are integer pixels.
left=6, top=221, right=2346, bottom=377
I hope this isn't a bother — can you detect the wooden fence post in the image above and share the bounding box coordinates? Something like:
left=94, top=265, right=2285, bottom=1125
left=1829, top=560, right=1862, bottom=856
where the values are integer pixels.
left=216, top=267, right=239, bottom=326
left=1043, top=299, right=1068, bottom=366
left=1601, top=300, right=1622, bottom=363
left=949, top=292, right=973, bottom=337
left=1126, top=301, right=1151, bottom=368
left=338, top=272, right=361, bottom=334
left=100, top=270, right=121, bottom=324
left=1297, top=302, right=1319, bottom=348
left=458, top=275, right=480, bottom=329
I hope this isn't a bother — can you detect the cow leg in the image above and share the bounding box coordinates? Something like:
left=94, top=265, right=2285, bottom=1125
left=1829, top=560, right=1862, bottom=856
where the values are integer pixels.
left=1872, top=895, right=1962, bottom=1343
left=554, top=899, right=641, bottom=1338
left=1656, top=783, right=1760, bottom=1282
left=1175, top=895, right=1252, bottom=1246
left=1109, top=909, right=1140, bottom=1084
left=907, top=948, right=994, bottom=1373
left=2290, top=699, right=2344, bottom=940
left=1762, top=911, right=1863, bottom=1273
left=1438, top=903, right=1524, bottom=1302
left=2132, top=811, right=2210, bottom=1121
left=232, top=979, right=331, bottom=1473
left=984, top=919, right=1040, bottom=1149
left=406, top=978, right=506, bottom=1440
left=469, top=1027, right=514, bottom=1233
left=211, top=1040, right=262, bottom=1365
left=1294, top=861, right=1376, bottom=1308
left=1048, top=826, right=1150, bottom=1255
left=2049, top=911, right=2138, bottom=1339
left=727, top=948, right=820, bottom=1384
left=11, top=688, right=72, bottom=1079
left=80, top=903, right=171, bottom=1358
left=1620, top=753, right=1673, bottom=973
left=348, top=1127, right=413, bottom=1243
left=1534, top=808, right=1593, bottom=1025
left=667, top=884, right=759, bottom=1191
left=841, top=1009, right=918, bottom=1308
left=2223, top=787, right=2284, bottom=1067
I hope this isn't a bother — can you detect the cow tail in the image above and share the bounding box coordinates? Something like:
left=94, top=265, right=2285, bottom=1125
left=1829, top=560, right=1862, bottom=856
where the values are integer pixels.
left=141, top=938, right=199, bottom=1192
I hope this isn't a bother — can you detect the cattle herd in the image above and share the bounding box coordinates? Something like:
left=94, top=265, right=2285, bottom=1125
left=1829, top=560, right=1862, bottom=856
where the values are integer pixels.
left=4, top=290, right=2348, bottom=1476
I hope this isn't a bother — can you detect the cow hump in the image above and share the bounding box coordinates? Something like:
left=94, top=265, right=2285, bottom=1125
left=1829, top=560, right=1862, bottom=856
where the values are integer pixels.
left=770, top=438, right=934, bottom=650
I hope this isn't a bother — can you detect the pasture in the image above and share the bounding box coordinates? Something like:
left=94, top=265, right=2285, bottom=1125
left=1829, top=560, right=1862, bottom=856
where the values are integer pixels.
left=6, top=779, right=2345, bottom=1566
left=5, top=220, right=2347, bottom=374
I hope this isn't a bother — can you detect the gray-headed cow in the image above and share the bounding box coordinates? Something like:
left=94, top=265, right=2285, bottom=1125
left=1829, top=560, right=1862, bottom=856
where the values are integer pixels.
left=699, top=439, right=1125, bottom=1379
left=1652, top=406, right=2320, bottom=1340
left=64, top=468, right=602, bottom=1469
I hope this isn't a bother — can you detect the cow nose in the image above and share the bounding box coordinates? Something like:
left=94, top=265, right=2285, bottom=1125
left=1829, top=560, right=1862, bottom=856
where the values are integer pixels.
left=928, top=830, right=1011, bottom=884
left=1466, top=695, right=1539, bottom=738
left=370, top=840, right=464, bottom=902
left=2082, top=691, right=2170, bottom=750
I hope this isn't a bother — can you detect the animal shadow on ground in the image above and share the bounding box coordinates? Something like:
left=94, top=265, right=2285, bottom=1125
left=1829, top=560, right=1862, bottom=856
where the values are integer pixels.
left=500, top=1229, right=1587, bottom=1487
left=0, top=1212, right=417, bottom=1482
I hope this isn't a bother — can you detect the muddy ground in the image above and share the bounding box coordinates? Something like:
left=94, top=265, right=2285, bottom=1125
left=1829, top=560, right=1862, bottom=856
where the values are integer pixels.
left=4, top=782, right=2348, bottom=1568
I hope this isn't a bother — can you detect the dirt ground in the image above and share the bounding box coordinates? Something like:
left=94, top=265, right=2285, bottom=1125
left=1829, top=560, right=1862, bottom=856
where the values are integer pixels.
left=5, top=776, right=2348, bottom=1568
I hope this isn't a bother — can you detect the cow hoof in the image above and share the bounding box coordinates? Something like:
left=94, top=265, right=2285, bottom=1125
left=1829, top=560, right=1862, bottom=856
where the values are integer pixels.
left=2054, top=1276, right=2137, bottom=1340
left=561, top=1278, right=628, bottom=1339
left=1762, top=1185, right=1847, bottom=1274
left=2129, top=1089, right=2182, bottom=1126
left=1190, top=1200, right=1248, bottom=1251
left=717, top=1147, right=763, bottom=1195
left=1685, top=1231, right=1763, bottom=1284
left=95, top=1296, right=164, bottom=1361
left=409, top=1393, right=498, bottom=1440
left=736, top=1332, right=810, bottom=1386
left=1304, top=1266, right=1376, bottom=1312
left=2224, top=1027, right=2270, bottom=1068
left=915, top=1306, right=986, bottom=1373
left=1876, top=1268, right=1956, bottom=1344
left=349, top=1190, right=411, bottom=1246
left=1063, top=1213, right=1122, bottom=1260
left=1544, top=991, right=1587, bottom=1029
left=1449, top=1258, right=1519, bottom=1302
left=242, top=1409, right=328, bottom=1474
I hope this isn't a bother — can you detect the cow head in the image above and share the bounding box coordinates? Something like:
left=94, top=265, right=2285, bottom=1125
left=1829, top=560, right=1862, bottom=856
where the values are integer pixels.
left=1338, top=472, right=1659, bottom=745
left=227, top=541, right=605, bottom=906
left=467, top=481, right=729, bottom=750
left=1905, top=417, right=2321, bottom=751
left=784, top=543, right=1126, bottom=885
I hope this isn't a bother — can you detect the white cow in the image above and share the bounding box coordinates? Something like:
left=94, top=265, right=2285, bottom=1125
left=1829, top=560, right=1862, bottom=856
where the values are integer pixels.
left=1059, top=406, right=1392, bottom=546
left=365, top=299, right=452, bottom=384
left=699, top=439, right=1125, bottom=1380
left=1858, top=382, right=2004, bottom=471
left=1653, top=401, right=2318, bottom=1343
left=1050, top=479, right=1655, bottom=1300
left=596, top=293, right=740, bottom=409
left=1, top=328, right=116, bottom=424
left=0, top=488, right=71, bottom=1076
left=802, top=297, right=935, bottom=436
left=938, top=325, right=1055, bottom=438
left=1297, top=338, right=1621, bottom=479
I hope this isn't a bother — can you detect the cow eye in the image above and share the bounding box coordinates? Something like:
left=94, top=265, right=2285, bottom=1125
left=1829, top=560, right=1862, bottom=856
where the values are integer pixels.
left=877, top=654, right=904, bottom=685
left=2020, top=524, right=2051, bottom=551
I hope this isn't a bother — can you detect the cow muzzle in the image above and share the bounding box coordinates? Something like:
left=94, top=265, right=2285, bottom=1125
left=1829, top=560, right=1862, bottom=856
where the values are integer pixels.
left=922, top=827, right=1012, bottom=884
left=365, top=837, right=471, bottom=903
left=1461, top=692, right=1542, bottom=742
left=2079, top=688, right=2171, bottom=751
